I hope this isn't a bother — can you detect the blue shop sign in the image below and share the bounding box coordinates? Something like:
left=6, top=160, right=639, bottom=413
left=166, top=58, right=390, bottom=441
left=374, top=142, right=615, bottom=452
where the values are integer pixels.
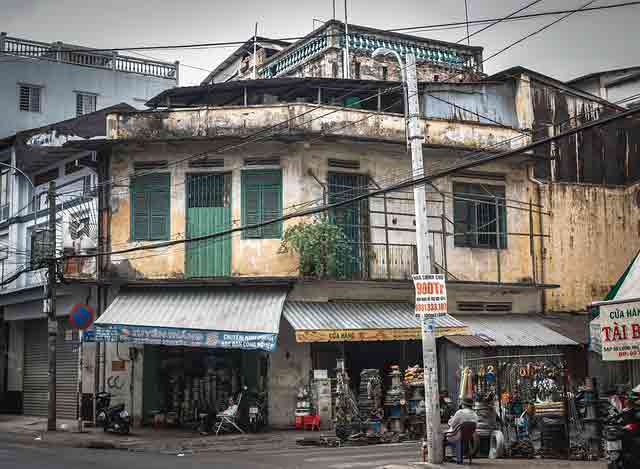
left=93, top=324, right=277, bottom=352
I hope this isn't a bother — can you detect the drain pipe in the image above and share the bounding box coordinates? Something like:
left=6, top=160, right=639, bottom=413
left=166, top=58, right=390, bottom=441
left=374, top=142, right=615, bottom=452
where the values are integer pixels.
left=528, top=165, right=547, bottom=313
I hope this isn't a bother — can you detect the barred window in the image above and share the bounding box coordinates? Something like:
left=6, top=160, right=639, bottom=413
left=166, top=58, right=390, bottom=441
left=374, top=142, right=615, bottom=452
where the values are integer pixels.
left=19, top=85, right=41, bottom=112
left=76, top=93, right=97, bottom=116
left=453, top=183, right=507, bottom=249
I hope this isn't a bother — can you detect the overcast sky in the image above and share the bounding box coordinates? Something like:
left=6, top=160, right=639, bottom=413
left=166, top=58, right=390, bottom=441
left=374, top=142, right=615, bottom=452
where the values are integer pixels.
left=3, top=0, right=639, bottom=86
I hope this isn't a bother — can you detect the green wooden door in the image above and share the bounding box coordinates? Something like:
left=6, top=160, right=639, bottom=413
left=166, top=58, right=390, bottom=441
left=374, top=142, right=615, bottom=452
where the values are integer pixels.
left=186, top=173, right=232, bottom=278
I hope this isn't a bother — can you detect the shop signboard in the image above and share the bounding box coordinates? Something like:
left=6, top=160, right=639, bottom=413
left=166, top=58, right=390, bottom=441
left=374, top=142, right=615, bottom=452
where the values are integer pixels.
left=412, top=273, right=448, bottom=317
left=600, top=300, right=640, bottom=361
left=294, top=325, right=466, bottom=343
left=94, top=324, right=277, bottom=351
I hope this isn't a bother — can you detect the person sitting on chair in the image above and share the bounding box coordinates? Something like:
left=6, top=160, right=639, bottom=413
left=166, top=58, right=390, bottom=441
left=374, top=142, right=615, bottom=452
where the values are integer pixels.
left=444, top=398, right=478, bottom=463
left=447, top=398, right=478, bottom=435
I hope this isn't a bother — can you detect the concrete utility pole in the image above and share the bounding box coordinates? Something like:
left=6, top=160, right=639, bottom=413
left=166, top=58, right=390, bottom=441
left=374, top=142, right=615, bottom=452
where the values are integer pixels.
left=343, top=0, right=350, bottom=79
left=406, top=53, right=443, bottom=464
left=372, top=48, right=442, bottom=463
left=46, top=181, right=57, bottom=431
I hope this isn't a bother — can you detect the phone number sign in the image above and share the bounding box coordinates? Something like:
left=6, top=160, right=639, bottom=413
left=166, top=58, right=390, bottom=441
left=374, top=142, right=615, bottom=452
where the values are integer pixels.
left=412, top=274, right=448, bottom=317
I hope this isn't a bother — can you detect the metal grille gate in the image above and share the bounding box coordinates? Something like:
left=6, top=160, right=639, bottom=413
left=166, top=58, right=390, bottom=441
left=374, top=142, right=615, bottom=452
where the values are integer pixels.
left=23, top=319, right=79, bottom=419
left=328, top=172, right=371, bottom=278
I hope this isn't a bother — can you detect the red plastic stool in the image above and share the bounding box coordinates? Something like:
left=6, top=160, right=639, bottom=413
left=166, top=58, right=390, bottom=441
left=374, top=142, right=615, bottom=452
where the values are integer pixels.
left=303, top=415, right=320, bottom=431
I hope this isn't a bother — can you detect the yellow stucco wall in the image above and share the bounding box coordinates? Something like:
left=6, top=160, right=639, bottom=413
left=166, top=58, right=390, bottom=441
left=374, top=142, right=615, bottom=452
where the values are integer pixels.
left=542, top=182, right=640, bottom=312
left=108, top=139, right=418, bottom=279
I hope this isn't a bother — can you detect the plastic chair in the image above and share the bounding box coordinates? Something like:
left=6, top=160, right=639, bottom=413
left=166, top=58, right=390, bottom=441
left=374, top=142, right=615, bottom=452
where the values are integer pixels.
left=445, top=421, right=477, bottom=464
left=215, top=392, right=244, bottom=435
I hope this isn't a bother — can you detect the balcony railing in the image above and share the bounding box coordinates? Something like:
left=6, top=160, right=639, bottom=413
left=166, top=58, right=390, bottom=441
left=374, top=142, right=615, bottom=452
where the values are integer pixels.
left=343, top=243, right=417, bottom=281
left=1, top=33, right=178, bottom=81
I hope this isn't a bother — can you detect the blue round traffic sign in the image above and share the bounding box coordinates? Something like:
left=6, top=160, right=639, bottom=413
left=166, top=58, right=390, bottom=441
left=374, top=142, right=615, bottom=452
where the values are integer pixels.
left=69, top=304, right=95, bottom=330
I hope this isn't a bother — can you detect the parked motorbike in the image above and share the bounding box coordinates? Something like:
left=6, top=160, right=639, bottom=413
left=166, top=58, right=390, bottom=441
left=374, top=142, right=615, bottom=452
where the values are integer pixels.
left=603, top=385, right=640, bottom=469
left=96, top=392, right=131, bottom=435
left=246, top=390, right=267, bottom=433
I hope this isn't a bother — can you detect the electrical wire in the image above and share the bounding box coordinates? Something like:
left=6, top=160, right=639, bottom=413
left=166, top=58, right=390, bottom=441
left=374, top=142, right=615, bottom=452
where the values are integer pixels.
left=60, top=105, right=640, bottom=261
left=32, top=0, right=634, bottom=200
left=455, top=0, right=544, bottom=44
left=7, top=3, right=639, bottom=278
left=2, top=3, right=637, bottom=55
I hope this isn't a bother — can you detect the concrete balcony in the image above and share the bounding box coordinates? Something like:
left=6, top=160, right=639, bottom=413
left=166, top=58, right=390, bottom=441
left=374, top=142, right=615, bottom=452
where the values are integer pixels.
left=106, top=104, right=526, bottom=150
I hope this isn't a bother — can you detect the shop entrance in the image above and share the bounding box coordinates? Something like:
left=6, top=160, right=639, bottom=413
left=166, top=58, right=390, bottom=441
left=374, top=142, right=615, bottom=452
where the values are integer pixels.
left=312, top=341, right=422, bottom=390
left=142, top=345, right=268, bottom=428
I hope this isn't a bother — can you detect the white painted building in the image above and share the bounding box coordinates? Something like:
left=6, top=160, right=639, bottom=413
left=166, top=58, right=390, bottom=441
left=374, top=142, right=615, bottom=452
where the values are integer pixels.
left=0, top=106, right=116, bottom=416
left=0, top=32, right=179, bottom=139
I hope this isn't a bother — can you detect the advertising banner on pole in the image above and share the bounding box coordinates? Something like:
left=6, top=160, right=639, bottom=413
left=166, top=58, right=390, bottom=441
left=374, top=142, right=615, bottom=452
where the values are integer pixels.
left=599, top=300, right=640, bottom=361
left=412, top=273, right=448, bottom=318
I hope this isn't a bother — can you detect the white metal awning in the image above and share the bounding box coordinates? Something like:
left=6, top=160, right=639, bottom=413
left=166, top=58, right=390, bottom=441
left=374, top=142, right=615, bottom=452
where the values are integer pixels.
left=94, top=287, right=287, bottom=351
left=457, top=315, right=578, bottom=347
left=283, top=301, right=469, bottom=343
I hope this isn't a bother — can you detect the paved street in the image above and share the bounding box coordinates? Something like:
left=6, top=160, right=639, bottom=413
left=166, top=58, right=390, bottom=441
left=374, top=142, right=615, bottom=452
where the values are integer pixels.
left=0, top=439, right=606, bottom=469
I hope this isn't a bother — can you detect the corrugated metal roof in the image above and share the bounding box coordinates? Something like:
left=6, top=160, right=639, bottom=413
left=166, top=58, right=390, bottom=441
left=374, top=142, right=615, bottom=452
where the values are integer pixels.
left=539, top=314, right=590, bottom=345
left=445, top=335, right=492, bottom=348
left=95, top=288, right=287, bottom=334
left=283, top=302, right=466, bottom=330
left=458, top=315, right=577, bottom=347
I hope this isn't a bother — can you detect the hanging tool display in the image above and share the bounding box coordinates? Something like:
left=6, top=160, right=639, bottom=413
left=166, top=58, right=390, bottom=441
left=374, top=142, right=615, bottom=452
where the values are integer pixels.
left=458, top=355, right=569, bottom=460
left=335, top=361, right=361, bottom=440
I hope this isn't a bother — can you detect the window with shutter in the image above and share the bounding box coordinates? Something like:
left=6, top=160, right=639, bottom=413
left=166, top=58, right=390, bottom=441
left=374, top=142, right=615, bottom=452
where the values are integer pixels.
left=241, top=170, right=282, bottom=239
left=130, top=174, right=170, bottom=240
left=453, top=182, right=507, bottom=249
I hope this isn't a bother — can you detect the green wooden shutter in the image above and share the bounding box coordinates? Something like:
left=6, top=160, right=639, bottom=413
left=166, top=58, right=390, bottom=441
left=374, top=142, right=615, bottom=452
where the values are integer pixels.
left=243, top=186, right=261, bottom=238
left=453, top=183, right=471, bottom=247
left=130, top=174, right=170, bottom=241
left=131, top=187, right=149, bottom=240
left=261, top=184, right=282, bottom=238
left=242, top=170, right=282, bottom=239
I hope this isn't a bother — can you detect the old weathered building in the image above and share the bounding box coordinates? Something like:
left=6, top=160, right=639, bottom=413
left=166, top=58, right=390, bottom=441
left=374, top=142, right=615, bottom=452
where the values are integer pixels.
left=202, top=21, right=483, bottom=84
left=0, top=105, right=126, bottom=416
left=4, top=21, right=638, bottom=427
left=85, top=63, right=639, bottom=425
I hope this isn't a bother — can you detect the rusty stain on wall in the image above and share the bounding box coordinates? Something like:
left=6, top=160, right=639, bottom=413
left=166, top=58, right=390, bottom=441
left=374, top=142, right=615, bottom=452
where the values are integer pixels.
left=530, top=81, right=640, bottom=185
left=542, top=182, right=640, bottom=312
left=109, top=105, right=524, bottom=152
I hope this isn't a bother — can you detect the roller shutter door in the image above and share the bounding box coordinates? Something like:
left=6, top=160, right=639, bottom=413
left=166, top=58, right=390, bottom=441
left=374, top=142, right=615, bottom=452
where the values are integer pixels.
left=23, top=320, right=47, bottom=416
left=23, top=319, right=78, bottom=419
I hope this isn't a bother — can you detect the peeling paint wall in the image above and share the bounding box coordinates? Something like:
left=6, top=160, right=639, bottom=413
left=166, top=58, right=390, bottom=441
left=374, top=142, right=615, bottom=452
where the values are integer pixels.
left=542, top=182, right=640, bottom=312
left=108, top=139, right=421, bottom=280
left=268, top=318, right=311, bottom=428
left=426, top=160, right=540, bottom=285
left=108, top=106, right=523, bottom=151
left=422, top=82, right=519, bottom=128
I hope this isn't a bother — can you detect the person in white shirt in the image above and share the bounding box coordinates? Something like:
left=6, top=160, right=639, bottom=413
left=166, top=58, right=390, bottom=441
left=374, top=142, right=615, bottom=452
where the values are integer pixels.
left=447, top=398, right=478, bottom=438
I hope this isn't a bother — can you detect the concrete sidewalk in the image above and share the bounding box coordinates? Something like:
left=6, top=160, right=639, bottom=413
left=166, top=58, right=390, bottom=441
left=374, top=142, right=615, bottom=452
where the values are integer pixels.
left=399, top=460, right=603, bottom=469
left=0, top=414, right=310, bottom=453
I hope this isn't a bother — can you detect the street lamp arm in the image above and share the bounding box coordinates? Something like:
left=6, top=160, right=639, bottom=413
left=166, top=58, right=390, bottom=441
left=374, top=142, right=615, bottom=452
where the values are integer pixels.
left=0, top=160, right=35, bottom=189
left=371, top=47, right=406, bottom=83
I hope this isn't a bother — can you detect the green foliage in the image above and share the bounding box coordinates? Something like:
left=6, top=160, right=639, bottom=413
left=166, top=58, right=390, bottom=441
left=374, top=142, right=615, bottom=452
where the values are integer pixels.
left=279, top=217, right=353, bottom=279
